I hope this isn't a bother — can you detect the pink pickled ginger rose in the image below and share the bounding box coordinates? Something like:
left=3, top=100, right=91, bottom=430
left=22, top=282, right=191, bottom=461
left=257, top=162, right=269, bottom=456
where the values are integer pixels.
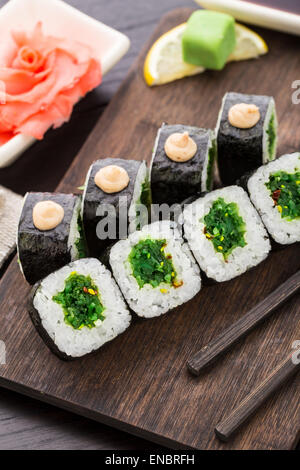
left=0, top=22, right=102, bottom=144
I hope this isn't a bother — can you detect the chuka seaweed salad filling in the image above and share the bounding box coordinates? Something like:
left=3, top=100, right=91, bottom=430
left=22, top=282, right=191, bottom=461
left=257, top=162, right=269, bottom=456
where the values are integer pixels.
left=129, top=239, right=182, bottom=289
left=266, top=170, right=300, bottom=220
left=203, top=198, right=247, bottom=259
left=266, top=112, right=276, bottom=159
left=53, top=272, right=105, bottom=329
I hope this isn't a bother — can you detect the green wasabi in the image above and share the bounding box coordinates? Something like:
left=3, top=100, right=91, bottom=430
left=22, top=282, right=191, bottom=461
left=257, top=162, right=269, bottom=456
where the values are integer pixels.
left=53, top=272, right=105, bottom=330
left=129, top=239, right=179, bottom=288
left=203, top=198, right=247, bottom=259
left=266, top=170, right=300, bottom=220
left=182, top=10, right=236, bottom=70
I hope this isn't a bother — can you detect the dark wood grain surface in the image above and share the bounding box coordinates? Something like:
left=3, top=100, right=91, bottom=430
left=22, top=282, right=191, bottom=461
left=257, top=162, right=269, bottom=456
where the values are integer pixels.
left=215, top=355, right=300, bottom=442
left=188, top=271, right=300, bottom=375
left=0, top=5, right=299, bottom=450
left=0, top=0, right=299, bottom=451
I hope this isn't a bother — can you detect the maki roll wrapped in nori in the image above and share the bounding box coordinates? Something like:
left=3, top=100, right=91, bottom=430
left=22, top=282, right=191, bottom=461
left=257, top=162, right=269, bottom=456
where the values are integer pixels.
left=82, top=158, right=150, bottom=257
left=29, top=258, right=131, bottom=360
left=216, top=92, right=278, bottom=186
left=150, top=124, right=216, bottom=205
left=109, top=221, right=201, bottom=318
left=183, top=186, right=271, bottom=282
left=248, top=153, right=300, bottom=245
left=18, top=192, right=86, bottom=285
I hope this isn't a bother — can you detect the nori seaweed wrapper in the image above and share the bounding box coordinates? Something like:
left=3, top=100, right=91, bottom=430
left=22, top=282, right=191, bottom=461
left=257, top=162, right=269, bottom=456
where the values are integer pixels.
left=18, top=192, right=79, bottom=285
left=181, top=191, right=208, bottom=207
left=151, top=124, right=214, bottom=206
left=217, top=92, right=274, bottom=186
left=28, top=282, right=74, bottom=361
left=82, top=158, right=143, bottom=257
left=236, top=170, right=256, bottom=193
left=28, top=280, right=106, bottom=361
left=98, top=242, right=116, bottom=268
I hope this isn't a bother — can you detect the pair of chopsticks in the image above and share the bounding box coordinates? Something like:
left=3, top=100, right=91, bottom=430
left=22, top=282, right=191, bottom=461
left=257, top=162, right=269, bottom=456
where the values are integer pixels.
left=187, top=270, right=300, bottom=442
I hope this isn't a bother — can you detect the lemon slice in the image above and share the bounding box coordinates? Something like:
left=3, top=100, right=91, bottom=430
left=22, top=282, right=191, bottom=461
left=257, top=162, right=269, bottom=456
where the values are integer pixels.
left=144, top=23, right=268, bottom=86
left=228, top=24, right=268, bottom=62
left=144, top=23, right=204, bottom=87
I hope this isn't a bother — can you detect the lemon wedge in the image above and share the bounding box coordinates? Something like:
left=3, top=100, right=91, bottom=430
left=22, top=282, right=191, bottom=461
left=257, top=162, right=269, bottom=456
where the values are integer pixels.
left=144, top=23, right=204, bottom=87
left=144, top=23, right=268, bottom=86
left=228, top=24, right=268, bottom=62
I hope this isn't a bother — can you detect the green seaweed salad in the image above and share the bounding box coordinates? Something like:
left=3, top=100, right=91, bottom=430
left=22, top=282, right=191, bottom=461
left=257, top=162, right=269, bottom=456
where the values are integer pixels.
left=129, top=239, right=181, bottom=289
left=266, top=112, right=277, bottom=159
left=53, top=272, right=105, bottom=329
left=206, top=139, right=217, bottom=190
left=203, top=198, right=247, bottom=259
left=139, top=177, right=152, bottom=209
left=75, top=216, right=87, bottom=259
left=136, top=177, right=152, bottom=230
left=266, top=170, right=300, bottom=220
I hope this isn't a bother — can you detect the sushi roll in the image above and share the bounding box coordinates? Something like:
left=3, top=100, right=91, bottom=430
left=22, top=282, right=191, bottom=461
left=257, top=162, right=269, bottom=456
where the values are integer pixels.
left=29, top=258, right=131, bottom=360
left=150, top=124, right=216, bottom=205
left=248, top=152, right=300, bottom=245
left=18, top=192, right=86, bottom=285
left=82, top=158, right=151, bottom=256
left=183, top=186, right=271, bottom=282
left=109, top=221, right=201, bottom=318
left=216, top=92, right=278, bottom=186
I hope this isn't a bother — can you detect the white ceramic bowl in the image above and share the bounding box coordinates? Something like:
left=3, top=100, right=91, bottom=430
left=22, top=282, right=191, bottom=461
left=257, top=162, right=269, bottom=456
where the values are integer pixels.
left=0, top=0, right=130, bottom=168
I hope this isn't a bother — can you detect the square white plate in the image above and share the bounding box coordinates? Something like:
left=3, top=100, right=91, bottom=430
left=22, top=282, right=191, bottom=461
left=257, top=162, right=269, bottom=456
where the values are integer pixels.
left=0, top=0, right=130, bottom=168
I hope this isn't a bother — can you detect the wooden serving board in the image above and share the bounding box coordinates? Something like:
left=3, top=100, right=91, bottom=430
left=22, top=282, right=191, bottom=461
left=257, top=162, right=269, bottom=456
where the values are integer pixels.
left=0, top=8, right=299, bottom=450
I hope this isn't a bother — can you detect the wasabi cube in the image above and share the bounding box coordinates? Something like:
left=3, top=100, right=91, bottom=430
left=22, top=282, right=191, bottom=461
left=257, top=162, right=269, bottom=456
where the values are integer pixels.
left=182, top=10, right=236, bottom=70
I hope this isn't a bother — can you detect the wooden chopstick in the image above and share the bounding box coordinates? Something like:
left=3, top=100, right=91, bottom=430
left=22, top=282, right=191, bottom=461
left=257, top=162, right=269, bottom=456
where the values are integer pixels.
left=187, top=271, right=300, bottom=376
left=215, top=354, right=300, bottom=442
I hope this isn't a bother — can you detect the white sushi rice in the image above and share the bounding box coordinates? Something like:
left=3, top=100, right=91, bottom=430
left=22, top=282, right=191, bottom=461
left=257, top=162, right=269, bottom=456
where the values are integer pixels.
left=69, top=196, right=82, bottom=260
left=128, top=161, right=149, bottom=233
left=110, top=221, right=201, bottom=318
left=183, top=186, right=271, bottom=282
left=80, top=163, right=92, bottom=219
left=33, top=258, right=131, bottom=358
left=149, top=126, right=162, bottom=176
left=16, top=192, right=28, bottom=277
left=200, top=131, right=215, bottom=192
left=248, top=153, right=300, bottom=245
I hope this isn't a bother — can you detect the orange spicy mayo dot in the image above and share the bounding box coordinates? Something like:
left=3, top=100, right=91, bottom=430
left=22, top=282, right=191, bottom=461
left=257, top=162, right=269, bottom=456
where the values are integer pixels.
left=32, top=201, right=64, bottom=231
left=94, top=165, right=130, bottom=193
